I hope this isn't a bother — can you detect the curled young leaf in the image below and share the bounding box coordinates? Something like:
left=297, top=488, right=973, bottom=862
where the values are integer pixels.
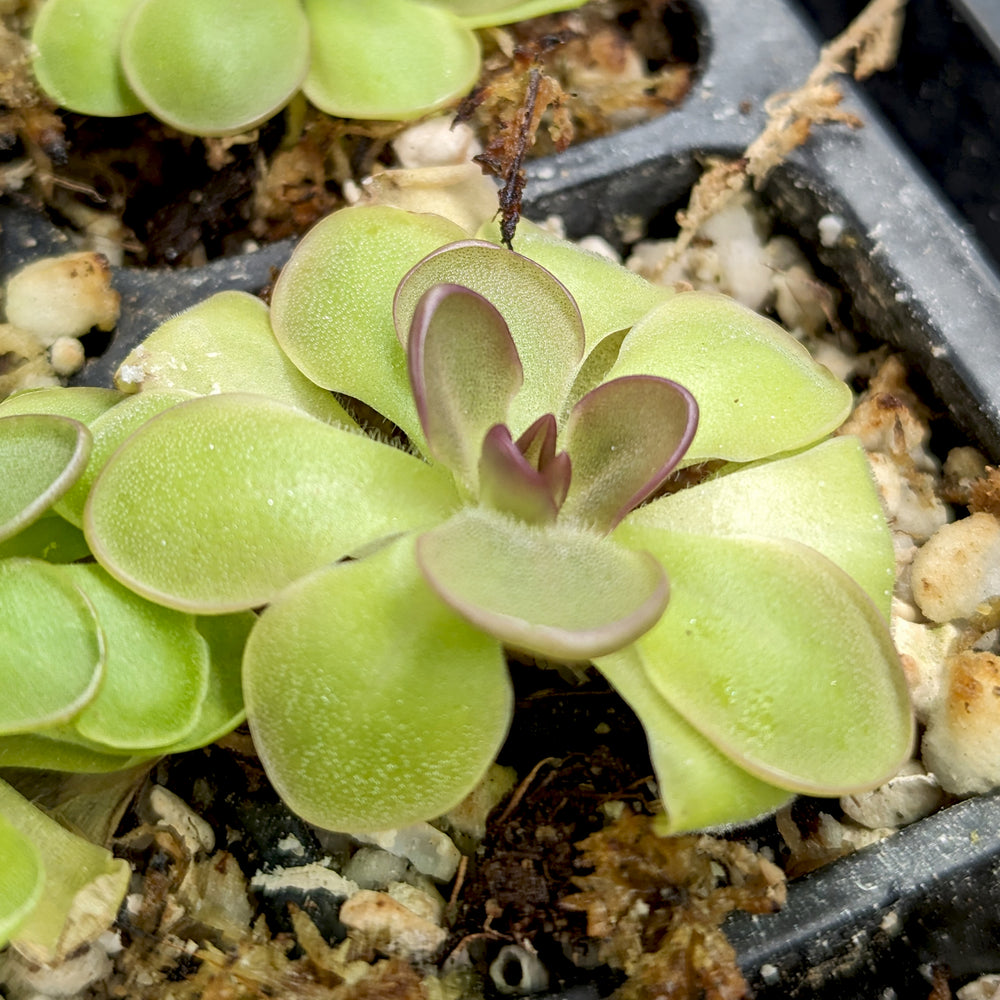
left=395, top=240, right=585, bottom=437
left=560, top=375, right=698, bottom=531
left=244, top=534, right=512, bottom=833
left=417, top=506, right=669, bottom=660
left=409, top=283, right=523, bottom=491
left=609, top=292, right=852, bottom=463
left=614, top=523, right=914, bottom=795
left=478, top=424, right=561, bottom=524
left=0, top=414, right=91, bottom=543
left=85, top=394, right=459, bottom=612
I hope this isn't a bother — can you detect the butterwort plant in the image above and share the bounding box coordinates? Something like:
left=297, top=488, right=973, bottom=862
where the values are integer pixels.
left=30, top=0, right=584, bottom=135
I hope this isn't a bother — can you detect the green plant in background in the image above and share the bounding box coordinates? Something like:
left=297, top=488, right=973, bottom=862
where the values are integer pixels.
left=0, top=203, right=912, bottom=878
left=30, top=0, right=585, bottom=135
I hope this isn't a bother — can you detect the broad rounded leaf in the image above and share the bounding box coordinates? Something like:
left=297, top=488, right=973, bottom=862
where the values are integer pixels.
left=121, top=0, right=309, bottom=135
left=271, top=206, right=467, bottom=445
left=0, top=414, right=90, bottom=542
left=561, top=375, right=698, bottom=531
left=115, top=291, right=354, bottom=426
left=244, top=535, right=512, bottom=833
left=0, top=811, right=44, bottom=947
left=417, top=506, right=668, bottom=660
left=477, top=218, right=672, bottom=353
left=0, top=514, right=89, bottom=564
left=31, top=0, right=145, bottom=116
left=395, top=241, right=585, bottom=437
left=86, top=394, right=459, bottom=611
left=609, top=292, right=852, bottom=463
left=627, top=436, right=895, bottom=617
left=0, top=734, right=145, bottom=774
left=598, top=648, right=792, bottom=833
left=409, top=284, right=522, bottom=490
left=0, top=386, right=122, bottom=423
left=0, top=558, right=103, bottom=734
left=56, top=388, right=192, bottom=528
left=61, top=564, right=209, bottom=750
left=302, top=0, right=480, bottom=120
left=614, top=523, right=913, bottom=794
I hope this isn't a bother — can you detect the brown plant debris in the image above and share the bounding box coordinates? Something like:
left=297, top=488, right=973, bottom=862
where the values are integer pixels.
left=672, top=0, right=907, bottom=257
left=563, top=811, right=786, bottom=1000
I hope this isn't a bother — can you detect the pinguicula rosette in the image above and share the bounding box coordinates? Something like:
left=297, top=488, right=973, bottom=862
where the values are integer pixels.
left=0, top=205, right=912, bottom=847
left=30, top=0, right=585, bottom=136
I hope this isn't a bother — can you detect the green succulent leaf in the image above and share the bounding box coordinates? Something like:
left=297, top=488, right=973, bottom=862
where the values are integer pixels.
left=560, top=375, right=698, bottom=531
left=478, top=424, right=565, bottom=524
left=0, top=778, right=130, bottom=964
left=115, top=291, right=355, bottom=426
left=56, top=388, right=192, bottom=528
left=0, top=733, right=146, bottom=773
left=244, top=534, right=512, bottom=833
left=477, top=218, right=672, bottom=354
left=0, top=386, right=123, bottom=423
left=613, top=523, right=914, bottom=794
left=120, top=0, right=310, bottom=135
left=0, top=514, right=90, bottom=564
left=86, top=393, right=459, bottom=611
left=31, top=0, right=145, bottom=117
left=59, top=563, right=209, bottom=750
left=0, top=414, right=91, bottom=543
left=0, top=558, right=103, bottom=735
left=433, top=0, right=589, bottom=28
left=302, top=0, right=481, bottom=120
left=409, top=283, right=523, bottom=491
left=271, top=206, right=467, bottom=445
left=0, top=810, right=44, bottom=947
left=598, top=648, right=792, bottom=833
left=395, top=240, right=585, bottom=437
left=608, top=292, right=852, bottom=463
left=417, top=506, right=668, bottom=660
left=627, top=436, right=895, bottom=617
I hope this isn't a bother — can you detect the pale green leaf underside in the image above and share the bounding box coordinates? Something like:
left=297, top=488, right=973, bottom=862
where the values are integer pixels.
left=396, top=241, right=584, bottom=438
left=57, top=388, right=192, bottom=528
left=0, top=733, right=146, bottom=773
left=60, top=564, right=209, bottom=750
left=609, top=292, right=852, bottom=463
left=627, top=436, right=895, bottom=617
left=597, top=648, right=792, bottom=833
left=417, top=506, right=668, bottom=660
left=437, top=0, right=588, bottom=28
left=270, top=206, right=467, bottom=446
left=86, top=393, right=459, bottom=612
left=613, top=524, right=913, bottom=793
left=244, top=534, right=512, bottom=833
left=116, top=291, right=355, bottom=427
left=0, top=810, right=44, bottom=947
left=0, top=414, right=90, bottom=543
left=0, top=559, right=103, bottom=735
left=0, top=386, right=122, bottom=423
left=302, top=0, right=480, bottom=120
left=0, top=514, right=90, bottom=564
left=121, top=0, right=309, bottom=135
left=477, top=218, right=672, bottom=354
left=0, top=778, right=130, bottom=963
left=31, top=0, right=145, bottom=116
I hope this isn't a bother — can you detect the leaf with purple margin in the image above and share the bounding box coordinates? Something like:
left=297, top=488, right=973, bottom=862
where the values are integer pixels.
left=609, top=292, right=851, bottom=463
left=560, top=375, right=698, bottom=532
left=244, top=534, right=512, bottom=833
left=417, top=506, right=668, bottom=660
left=85, top=394, right=460, bottom=612
left=395, top=241, right=584, bottom=437
left=409, top=284, right=522, bottom=491
left=478, top=425, right=558, bottom=524
left=516, top=414, right=571, bottom=509
left=597, top=648, right=792, bottom=833
left=613, top=522, right=913, bottom=794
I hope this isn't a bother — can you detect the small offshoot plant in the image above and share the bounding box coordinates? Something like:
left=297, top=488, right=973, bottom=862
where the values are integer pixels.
left=30, top=0, right=585, bottom=135
left=0, top=204, right=912, bottom=954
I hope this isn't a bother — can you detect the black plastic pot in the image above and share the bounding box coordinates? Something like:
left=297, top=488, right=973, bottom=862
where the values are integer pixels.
left=2, top=0, right=1000, bottom=994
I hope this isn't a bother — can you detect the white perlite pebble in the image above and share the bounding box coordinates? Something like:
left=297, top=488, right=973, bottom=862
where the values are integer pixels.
left=339, top=889, right=447, bottom=959
left=922, top=650, right=1000, bottom=795
left=957, top=973, right=1000, bottom=1000
left=4, top=252, right=120, bottom=346
left=867, top=453, right=949, bottom=544
left=817, top=214, right=846, bottom=247
left=342, top=846, right=409, bottom=889
left=352, top=822, right=461, bottom=882
left=48, top=337, right=86, bottom=377
left=0, top=940, right=112, bottom=998
left=912, top=513, right=1000, bottom=622
left=840, top=762, right=943, bottom=829
left=891, top=616, right=962, bottom=720
left=147, top=785, right=215, bottom=855
left=392, top=118, right=481, bottom=169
